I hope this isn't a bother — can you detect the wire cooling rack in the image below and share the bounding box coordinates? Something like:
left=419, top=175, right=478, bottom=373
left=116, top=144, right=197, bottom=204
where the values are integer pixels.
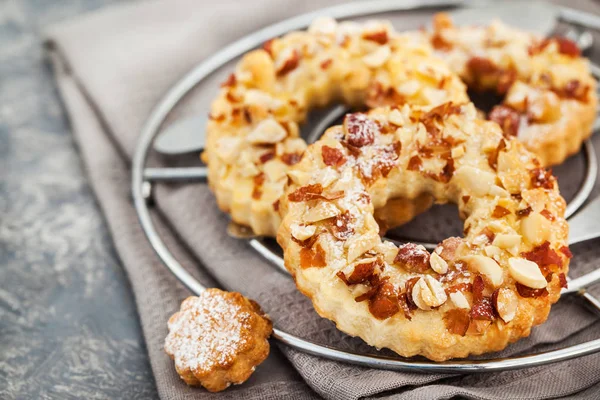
left=132, top=0, right=600, bottom=372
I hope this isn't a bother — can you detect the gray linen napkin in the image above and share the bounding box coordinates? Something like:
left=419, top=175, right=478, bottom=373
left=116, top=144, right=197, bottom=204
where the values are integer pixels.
left=45, top=0, right=600, bottom=398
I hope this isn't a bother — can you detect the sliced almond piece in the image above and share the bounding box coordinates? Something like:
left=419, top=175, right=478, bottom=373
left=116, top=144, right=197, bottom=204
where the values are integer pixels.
left=521, top=213, right=551, bottom=245
left=308, top=16, right=337, bottom=35
left=345, top=231, right=380, bottom=263
left=489, top=185, right=510, bottom=198
left=492, top=233, right=521, bottom=255
left=508, top=257, right=547, bottom=289
left=362, top=45, right=391, bottom=68
left=263, top=159, right=287, bottom=182
left=452, top=166, right=496, bottom=196
left=287, top=169, right=311, bottom=186
left=451, top=145, right=465, bottom=159
left=375, top=241, right=399, bottom=265
left=396, top=80, right=420, bottom=96
left=244, top=89, right=283, bottom=110
left=303, top=202, right=340, bottom=223
left=247, top=119, right=287, bottom=144
left=462, top=255, right=504, bottom=287
left=450, top=291, right=470, bottom=309
left=492, top=288, right=518, bottom=323
left=290, top=223, right=316, bottom=241
left=493, top=234, right=521, bottom=249
left=484, top=245, right=502, bottom=260
left=429, top=252, right=448, bottom=274
left=215, top=137, right=242, bottom=163
left=388, top=109, right=406, bottom=126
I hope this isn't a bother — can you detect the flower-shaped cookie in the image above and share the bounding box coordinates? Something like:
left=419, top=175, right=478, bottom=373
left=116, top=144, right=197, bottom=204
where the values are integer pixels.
left=165, top=289, right=272, bottom=392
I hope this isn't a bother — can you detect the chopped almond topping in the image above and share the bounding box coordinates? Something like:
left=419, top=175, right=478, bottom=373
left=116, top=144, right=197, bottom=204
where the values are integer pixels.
left=516, top=207, right=532, bottom=217
left=489, top=105, right=520, bottom=137
left=322, top=145, right=347, bottom=168
left=281, top=152, right=302, bottom=166
left=491, top=288, right=518, bottom=323
left=358, top=142, right=401, bottom=184
left=429, top=158, right=455, bottom=183
left=470, top=297, right=496, bottom=321
left=516, top=283, right=548, bottom=298
left=509, top=257, right=548, bottom=289
left=276, top=49, right=300, bottom=76
left=300, top=243, right=327, bottom=269
left=492, top=205, right=511, bottom=218
left=412, top=275, right=448, bottom=310
left=472, top=275, right=485, bottom=303
left=531, top=37, right=581, bottom=57
left=431, top=33, right=452, bottom=51
left=394, top=243, right=431, bottom=273
left=433, top=12, right=454, bottom=30
left=221, top=73, right=237, bottom=87
left=467, top=56, right=497, bottom=76
left=444, top=309, right=470, bottom=335
left=366, top=83, right=405, bottom=108
left=540, top=209, right=555, bottom=221
left=320, top=59, right=333, bottom=70
left=259, top=151, right=275, bottom=164
left=487, top=138, right=507, bottom=170
left=262, top=39, right=275, bottom=57
left=404, top=277, right=421, bottom=310
left=252, top=173, right=265, bottom=200
left=530, top=167, right=554, bottom=189
left=362, top=30, right=388, bottom=44
left=497, top=69, right=517, bottom=94
left=559, top=246, right=572, bottom=259
left=330, top=210, right=354, bottom=240
left=446, top=282, right=473, bottom=295
left=288, top=184, right=323, bottom=202
left=430, top=252, right=448, bottom=274
left=554, top=37, right=581, bottom=56
left=208, top=113, right=226, bottom=122
left=435, top=237, right=465, bottom=263
left=338, top=258, right=383, bottom=286
left=554, top=80, right=590, bottom=102
left=558, top=273, right=568, bottom=289
left=521, top=241, right=563, bottom=268
left=343, top=113, right=378, bottom=147
left=420, top=102, right=461, bottom=136
left=272, top=199, right=280, bottom=212
left=422, top=102, right=462, bottom=122
left=478, top=227, right=496, bottom=244
left=407, top=155, right=423, bottom=171
left=368, top=281, right=400, bottom=320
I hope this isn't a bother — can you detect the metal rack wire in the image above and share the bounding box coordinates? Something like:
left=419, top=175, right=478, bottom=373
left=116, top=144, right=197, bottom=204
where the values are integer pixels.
left=132, top=0, right=600, bottom=372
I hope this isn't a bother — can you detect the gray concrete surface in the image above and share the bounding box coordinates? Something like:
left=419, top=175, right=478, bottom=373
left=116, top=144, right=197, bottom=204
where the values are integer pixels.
left=0, top=1, right=158, bottom=398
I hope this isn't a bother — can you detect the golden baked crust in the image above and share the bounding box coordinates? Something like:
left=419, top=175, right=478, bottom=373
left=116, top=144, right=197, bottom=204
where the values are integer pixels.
left=164, top=289, right=272, bottom=391
left=425, top=13, right=598, bottom=166
left=203, top=18, right=468, bottom=236
left=276, top=104, right=571, bottom=361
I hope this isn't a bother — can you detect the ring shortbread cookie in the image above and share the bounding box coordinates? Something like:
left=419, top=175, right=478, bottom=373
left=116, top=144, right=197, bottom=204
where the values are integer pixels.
left=203, top=18, right=468, bottom=236
left=426, top=13, right=598, bottom=166
left=277, top=104, right=571, bottom=361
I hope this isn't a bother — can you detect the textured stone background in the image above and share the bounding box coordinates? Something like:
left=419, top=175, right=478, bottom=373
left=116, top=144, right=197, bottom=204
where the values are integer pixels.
left=0, top=1, right=158, bottom=398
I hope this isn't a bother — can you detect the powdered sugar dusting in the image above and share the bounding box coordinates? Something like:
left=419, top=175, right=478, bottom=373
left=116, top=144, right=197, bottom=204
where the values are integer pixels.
left=165, top=292, right=252, bottom=374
